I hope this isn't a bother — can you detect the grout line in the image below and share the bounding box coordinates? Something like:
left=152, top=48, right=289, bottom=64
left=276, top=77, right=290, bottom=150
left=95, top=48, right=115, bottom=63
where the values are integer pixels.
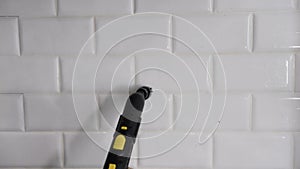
left=170, top=94, right=175, bottom=131
left=211, top=55, right=217, bottom=93
left=132, top=54, right=136, bottom=92
left=249, top=93, right=253, bottom=131
left=292, top=54, right=297, bottom=93
left=209, top=0, right=215, bottom=12
left=292, top=133, right=295, bottom=169
left=247, top=13, right=254, bottom=53
left=96, top=95, right=101, bottom=131
left=57, top=57, right=62, bottom=93
left=21, top=94, right=26, bottom=132
left=208, top=55, right=214, bottom=93
left=55, top=0, right=59, bottom=16
left=61, top=132, right=65, bottom=167
left=94, top=16, right=100, bottom=56
left=171, top=15, right=175, bottom=54
left=17, top=17, right=22, bottom=56
left=92, top=16, right=97, bottom=55
left=136, top=137, right=140, bottom=168
left=168, top=15, right=173, bottom=53
left=93, top=16, right=96, bottom=32
left=211, top=134, right=215, bottom=169
left=131, top=0, right=135, bottom=15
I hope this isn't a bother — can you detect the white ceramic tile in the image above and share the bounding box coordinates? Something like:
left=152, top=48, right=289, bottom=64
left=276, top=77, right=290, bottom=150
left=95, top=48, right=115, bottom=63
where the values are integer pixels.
left=295, top=133, right=300, bottom=168
left=174, top=93, right=251, bottom=132
left=0, top=18, right=19, bottom=56
left=173, top=14, right=249, bottom=54
left=253, top=93, right=300, bottom=131
left=61, top=56, right=134, bottom=93
left=0, top=57, right=59, bottom=93
left=296, top=55, right=300, bottom=92
left=99, top=92, right=173, bottom=131
left=215, top=54, right=294, bottom=91
left=214, top=132, right=293, bottom=169
left=21, top=18, right=95, bottom=56
left=24, top=94, right=99, bottom=131
left=0, top=0, right=56, bottom=17
left=98, top=94, right=127, bottom=131
left=138, top=132, right=212, bottom=168
left=0, top=94, right=24, bottom=131
left=0, top=132, right=62, bottom=167
left=58, top=0, right=131, bottom=16
left=135, top=50, right=213, bottom=93
left=136, top=0, right=210, bottom=14
left=215, top=0, right=295, bottom=12
left=254, top=12, right=300, bottom=52
left=64, top=132, right=137, bottom=168
left=139, top=92, right=173, bottom=131
left=96, top=14, right=170, bottom=56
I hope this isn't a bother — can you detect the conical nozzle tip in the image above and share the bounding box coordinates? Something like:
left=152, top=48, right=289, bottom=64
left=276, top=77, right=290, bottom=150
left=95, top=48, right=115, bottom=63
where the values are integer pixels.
left=136, top=86, right=152, bottom=100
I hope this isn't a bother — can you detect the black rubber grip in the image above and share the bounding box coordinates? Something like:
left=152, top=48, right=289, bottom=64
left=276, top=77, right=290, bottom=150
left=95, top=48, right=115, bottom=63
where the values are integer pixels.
left=116, top=115, right=140, bottom=138
left=103, top=87, right=151, bottom=169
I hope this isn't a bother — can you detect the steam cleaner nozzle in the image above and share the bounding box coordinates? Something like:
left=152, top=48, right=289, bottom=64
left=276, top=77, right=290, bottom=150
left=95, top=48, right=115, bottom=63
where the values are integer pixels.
left=103, top=86, right=152, bottom=169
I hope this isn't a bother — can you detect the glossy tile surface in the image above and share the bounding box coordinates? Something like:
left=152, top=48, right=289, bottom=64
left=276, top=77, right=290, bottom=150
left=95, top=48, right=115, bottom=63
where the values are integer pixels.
left=254, top=12, right=300, bottom=52
left=0, top=94, right=24, bottom=131
left=253, top=93, right=300, bottom=131
left=173, top=14, right=250, bottom=54
left=59, top=0, right=131, bottom=16
left=0, top=0, right=56, bottom=17
left=0, top=18, right=19, bottom=56
left=215, top=0, right=295, bottom=12
left=0, top=132, right=62, bottom=167
left=136, top=0, right=210, bottom=14
left=214, top=54, right=294, bottom=91
left=214, top=132, right=293, bottom=169
left=21, top=18, right=95, bottom=56
left=139, top=132, right=212, bottom=168
left=24, top=94, right=99, bottom=131
left=0, top=57, right=59, bottom=92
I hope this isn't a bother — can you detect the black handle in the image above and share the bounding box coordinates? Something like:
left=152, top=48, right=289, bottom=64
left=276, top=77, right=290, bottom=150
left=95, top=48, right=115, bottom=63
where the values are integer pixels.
left=103, top=87, right=152, bottom=169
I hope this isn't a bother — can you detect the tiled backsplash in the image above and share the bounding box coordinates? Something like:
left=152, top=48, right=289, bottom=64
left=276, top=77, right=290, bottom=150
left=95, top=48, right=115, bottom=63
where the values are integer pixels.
left=0, top=0, right=299, bottom=169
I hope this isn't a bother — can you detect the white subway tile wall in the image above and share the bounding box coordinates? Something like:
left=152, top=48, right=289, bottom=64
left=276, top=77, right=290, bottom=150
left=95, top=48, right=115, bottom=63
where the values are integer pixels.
left=95, top=14, right=171, bottom=56
left=135, top=0, right=211, bottom=14
left=297, top=54, right=300, bottom=92
left=139, top=132, right=213, bottom=168
left=20, top=17, right=95, bottom=56
left=254, top=12, right=300, bottom=52
left=295, top=132, right=300, bottom=168
left=173, top=93, right=251, bottom=131
left=253, top=93, right=300, bottom=131
left=214, top=132, right=293, bottom=169
left=0, top=0, right=298, bottom=168
left=214, top=0, right=296, bottom=12
left=0, top=57, right=59, bottom=93
left=24, top=94, right=99, bottom=131
left=135, top=50, right=213, bottom=92
left=0, top=0, right=56, bottom=17
left=214, top=54, right=295, bottom=91
left=0, top=132, right=63, bottom=167
left=58, top=0, right=132, bottom=16
left=0, top=94, right=24, bottom=131
left=0, top=17, right=20, bottom=56
left=60, top=56, right=134, bottom=92
left=173, top=13, right=250, bottom=54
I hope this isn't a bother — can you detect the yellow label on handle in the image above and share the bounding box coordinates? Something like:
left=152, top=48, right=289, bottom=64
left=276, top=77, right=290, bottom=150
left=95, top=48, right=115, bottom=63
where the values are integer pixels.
left=121, top=126, right=127, bottom=130
left=113, top=135, right=126, bottom=150
left=108, top=163, right=116, bottom=169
